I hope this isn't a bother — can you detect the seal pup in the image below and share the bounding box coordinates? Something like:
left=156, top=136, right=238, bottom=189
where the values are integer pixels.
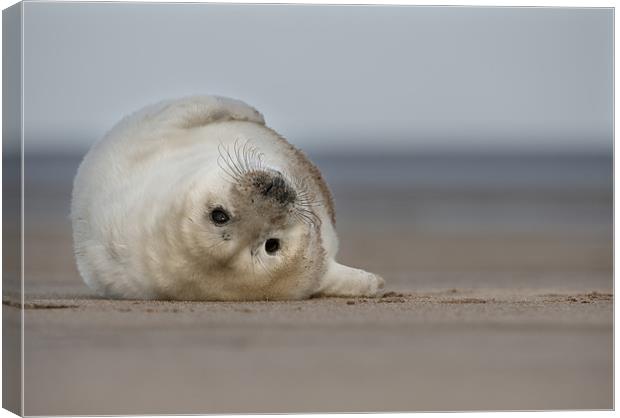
left=71, top=95, right=385, bottom=300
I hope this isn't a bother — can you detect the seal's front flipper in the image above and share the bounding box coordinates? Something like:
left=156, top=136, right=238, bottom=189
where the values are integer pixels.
left=316, top=261, right=385, bottom=297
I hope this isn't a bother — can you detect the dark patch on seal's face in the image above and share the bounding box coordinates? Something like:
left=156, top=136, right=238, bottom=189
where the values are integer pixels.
left=250, top=171, right=296, bottom=206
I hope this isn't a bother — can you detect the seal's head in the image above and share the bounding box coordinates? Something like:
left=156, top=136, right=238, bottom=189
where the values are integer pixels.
left=179, top=142, right=326, bottom=300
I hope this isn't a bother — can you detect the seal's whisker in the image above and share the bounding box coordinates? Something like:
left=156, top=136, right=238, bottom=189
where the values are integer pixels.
left=229, top=144, right=246, bottom=178
left=253, top=150, right=266, bottom=172
left=278, top=169, right=316, bottom=208
left=247, top=143, right=258, bottom=172
left=222, top=143, right=245, bottom=179
left=217, top=154, right=242, bottom=184
left=222, top=142, right=243, bottom=178
left=233, top=139, right=247, bottom=176
left=297, top=201, right=323, bottom=208
left=242, top=140, right=253, bottom=173
left=297, top=209, right=319, bottom=223
left=247, top=144, right=259, bottom=172
left=293, top=208, right=319, bottom=229
left=297, top=207, right=321, bottom=227
left=217, top=173, right=241, bottom=186
left=285, top=172, right=322, bottom=209
left=295, top=213, right=314, bottom=228
left=239, top=140, right=267, bottom=174
left=221, top=157, right=242, bottom=183
left=216, top=157, right=233, bottom=180
left=236, top=139, right=246, bottom=173
left=302, top=206, right=321, bottom=217
left=219, top=140, right=273, bottom=185
left=299, top=198, right=324, bottom=207
left=217, top=143, right=241, bottom=180
left=255, top=152, right=265, bottom=171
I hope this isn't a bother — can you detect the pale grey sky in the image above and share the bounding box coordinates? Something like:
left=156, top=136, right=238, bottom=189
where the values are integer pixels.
left=21, top=3, right=612, bottom=153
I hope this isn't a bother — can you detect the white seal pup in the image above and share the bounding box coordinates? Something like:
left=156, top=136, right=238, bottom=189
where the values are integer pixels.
left=71, top=96, right=385, bottom=300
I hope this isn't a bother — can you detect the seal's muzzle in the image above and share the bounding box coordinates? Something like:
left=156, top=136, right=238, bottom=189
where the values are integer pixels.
left=250, top=171, right=296, bottom=206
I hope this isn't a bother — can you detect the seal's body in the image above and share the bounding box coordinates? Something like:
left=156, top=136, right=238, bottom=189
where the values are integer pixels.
left=71, top=96, right=384, bottom=300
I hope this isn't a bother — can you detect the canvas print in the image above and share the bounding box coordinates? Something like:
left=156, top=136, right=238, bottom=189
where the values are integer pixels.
left=2, top=2, right=613, bottom=415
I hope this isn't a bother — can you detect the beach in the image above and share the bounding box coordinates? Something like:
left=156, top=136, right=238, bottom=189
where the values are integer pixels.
left=5, top=153, right=613, bottom=414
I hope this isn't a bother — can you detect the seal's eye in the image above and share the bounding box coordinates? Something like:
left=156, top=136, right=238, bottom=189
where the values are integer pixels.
left=265, top=238, right=280, bottom=255
left=210, top=208, right=230, bottom=226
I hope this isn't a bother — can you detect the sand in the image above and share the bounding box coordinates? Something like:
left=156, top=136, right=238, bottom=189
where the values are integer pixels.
left=6, top=284, right=611, bottom=415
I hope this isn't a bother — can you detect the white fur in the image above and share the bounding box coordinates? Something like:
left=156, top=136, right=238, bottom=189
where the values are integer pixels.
left=71, top=95, right=384, bottom=300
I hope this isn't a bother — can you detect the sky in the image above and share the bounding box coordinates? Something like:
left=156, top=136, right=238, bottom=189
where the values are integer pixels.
left=20, top=3, right=613, bottom=154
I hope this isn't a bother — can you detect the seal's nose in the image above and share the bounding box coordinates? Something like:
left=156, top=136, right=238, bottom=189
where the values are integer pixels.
left=249, top=170, right=296, bottom=206
left=261, top=176, right=287, bottom=202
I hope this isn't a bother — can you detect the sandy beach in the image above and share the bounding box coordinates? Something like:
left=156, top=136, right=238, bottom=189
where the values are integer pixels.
left=5, top=154, right=613, bottom=414
left=11, top=286, right=613, bottom=414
